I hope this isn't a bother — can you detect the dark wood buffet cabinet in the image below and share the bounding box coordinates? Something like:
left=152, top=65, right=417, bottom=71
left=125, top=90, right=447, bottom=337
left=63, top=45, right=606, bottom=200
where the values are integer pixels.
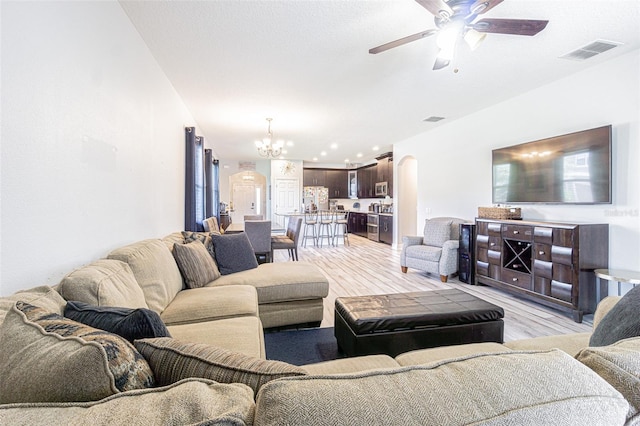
left=475, top=218, right=608, bottom=323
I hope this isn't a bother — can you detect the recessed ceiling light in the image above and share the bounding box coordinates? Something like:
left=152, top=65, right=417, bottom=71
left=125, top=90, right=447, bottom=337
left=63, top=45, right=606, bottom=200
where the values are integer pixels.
left=286, top=141, right=294, bottom=147
left=320, top=151, right=327, bottom=156
left=357, top=153, right=363, bottom=158
left=330, top=143, right=338, bottom=149
left=372, top=146, right=379, bottom=151
left=344, top=159, right=349, bottom=163
left=282, top=149, right=288, bottom=154
left=312, top=157, right=318, bottom=161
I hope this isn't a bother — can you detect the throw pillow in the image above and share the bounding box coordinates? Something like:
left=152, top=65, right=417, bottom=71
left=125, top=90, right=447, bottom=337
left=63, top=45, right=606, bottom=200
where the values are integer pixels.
left=423, top=219, right=453, bottom=247
left=64, top=300, right=171, bottom=343
left=135, top=337, right=306, bottom=395
left=173, top=240, right=221, bottom=288
left=590, top=285, right=640, bottom=347
left=182, top=230, right=218, bottom=260
left=0, top=301, right=154, bottom=403
left=210, top=232, right=259, bottom=275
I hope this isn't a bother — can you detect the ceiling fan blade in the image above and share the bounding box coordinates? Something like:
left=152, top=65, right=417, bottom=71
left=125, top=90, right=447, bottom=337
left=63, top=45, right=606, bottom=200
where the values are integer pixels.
left=473, top=18, right=549, bottom=36
left=415, top=0, right=453, bottom=18
left=469, top=0, right=504, bottom=15
left=369, top=29, right=437, bottom=54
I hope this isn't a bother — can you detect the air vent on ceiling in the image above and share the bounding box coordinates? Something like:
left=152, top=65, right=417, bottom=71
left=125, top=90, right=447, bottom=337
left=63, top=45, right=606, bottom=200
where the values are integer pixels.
left=560, top=39, right=622, bottom=61
left=423, top=116, right=445, bottom=122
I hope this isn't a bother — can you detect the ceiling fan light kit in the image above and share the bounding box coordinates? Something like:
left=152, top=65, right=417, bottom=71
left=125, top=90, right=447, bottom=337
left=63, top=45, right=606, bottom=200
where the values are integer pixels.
left=370, top=0, right=549, bottom=71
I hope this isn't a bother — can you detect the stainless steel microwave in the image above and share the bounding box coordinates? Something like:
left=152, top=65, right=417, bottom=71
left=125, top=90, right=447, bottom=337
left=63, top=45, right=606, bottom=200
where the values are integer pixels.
left=375, top=182, right=388, bottom=197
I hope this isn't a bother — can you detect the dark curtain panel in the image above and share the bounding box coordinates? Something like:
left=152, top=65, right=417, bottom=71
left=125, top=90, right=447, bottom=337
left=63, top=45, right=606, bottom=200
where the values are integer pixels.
left=204, top=149, right=220, bottom=220
left=185, top=127, right=205, bottom=232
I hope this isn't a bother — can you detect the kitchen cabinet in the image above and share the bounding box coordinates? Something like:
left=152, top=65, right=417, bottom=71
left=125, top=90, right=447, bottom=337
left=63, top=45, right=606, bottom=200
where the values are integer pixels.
left=357, top=165, right=376, bottom=199
left=348, top=212, right=368, bottom=237
left=303, top=169, right=326, bottom=186
left=475, top=218, right=608, bottom=323
left=326, top=169, right=348, bottom=198
left=375, top=156, right=393, bottom=198
left=379, top=214, right=393, bottom=244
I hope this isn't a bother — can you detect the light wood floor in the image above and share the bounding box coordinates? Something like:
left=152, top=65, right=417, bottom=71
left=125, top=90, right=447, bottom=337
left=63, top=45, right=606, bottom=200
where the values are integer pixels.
left=272, top=233, right=592, bottom=342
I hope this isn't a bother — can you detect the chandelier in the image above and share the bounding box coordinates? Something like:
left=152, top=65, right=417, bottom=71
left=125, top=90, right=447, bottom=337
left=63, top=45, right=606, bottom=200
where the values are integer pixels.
left=255, top=118, right=284, bottom=158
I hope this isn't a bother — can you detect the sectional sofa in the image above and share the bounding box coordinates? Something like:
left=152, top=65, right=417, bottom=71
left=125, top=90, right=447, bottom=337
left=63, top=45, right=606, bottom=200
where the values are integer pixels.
left=0, top=230, right=638, bottom=425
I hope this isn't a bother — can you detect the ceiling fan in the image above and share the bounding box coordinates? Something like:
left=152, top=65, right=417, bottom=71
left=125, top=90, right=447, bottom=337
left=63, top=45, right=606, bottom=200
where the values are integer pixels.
left=369, top=0, right=548, bottom=70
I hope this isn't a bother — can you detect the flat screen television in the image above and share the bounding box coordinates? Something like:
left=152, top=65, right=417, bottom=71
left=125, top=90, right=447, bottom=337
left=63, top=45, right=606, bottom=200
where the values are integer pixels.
left=492, top=125, right=612, bottom=204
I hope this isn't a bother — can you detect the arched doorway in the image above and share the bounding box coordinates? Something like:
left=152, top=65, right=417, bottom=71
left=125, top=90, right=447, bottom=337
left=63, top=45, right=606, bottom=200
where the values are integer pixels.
left=229, top=171, right=267, bottom=224
left=396, top=156, right=418, bottom=246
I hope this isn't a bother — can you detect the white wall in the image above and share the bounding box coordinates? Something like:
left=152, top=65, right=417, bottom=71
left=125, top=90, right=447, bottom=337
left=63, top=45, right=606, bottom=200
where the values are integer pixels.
left=395, top=50, right=640, bottom=280
left=0, top=1, right=199, bottom=295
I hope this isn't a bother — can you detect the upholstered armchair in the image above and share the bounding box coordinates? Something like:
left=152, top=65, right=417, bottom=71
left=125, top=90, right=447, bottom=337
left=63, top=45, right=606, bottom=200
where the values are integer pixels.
left=401, top=217, right=467, bottom=283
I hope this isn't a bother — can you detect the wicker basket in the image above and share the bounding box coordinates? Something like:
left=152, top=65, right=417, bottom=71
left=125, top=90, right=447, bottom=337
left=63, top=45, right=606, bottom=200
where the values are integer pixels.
left=478, top=207, right=522, bottom=220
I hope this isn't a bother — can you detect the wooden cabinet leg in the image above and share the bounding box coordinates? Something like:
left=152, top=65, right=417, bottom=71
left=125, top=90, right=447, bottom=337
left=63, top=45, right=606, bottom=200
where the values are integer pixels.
left=440, top=275, right=448, bottom=283
left=401, top=266, right=408, bottom=273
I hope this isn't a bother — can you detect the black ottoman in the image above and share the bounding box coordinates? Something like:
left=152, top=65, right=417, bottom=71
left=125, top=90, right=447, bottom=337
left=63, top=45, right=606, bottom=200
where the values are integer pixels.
left=334, top=289, right=504, bottom=357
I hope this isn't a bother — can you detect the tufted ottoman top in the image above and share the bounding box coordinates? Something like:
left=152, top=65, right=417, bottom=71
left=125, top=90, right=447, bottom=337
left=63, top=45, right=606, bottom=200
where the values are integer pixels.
left=335, top=289, right=504, bottom=334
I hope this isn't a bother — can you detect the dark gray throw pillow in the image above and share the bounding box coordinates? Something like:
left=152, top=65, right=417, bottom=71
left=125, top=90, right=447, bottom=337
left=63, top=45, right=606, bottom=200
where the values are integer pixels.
left=210, top=232, right=259, bottom=275
left=589, top=285, right=640, bottom=347
left=64, top=300, right=171, bottom=343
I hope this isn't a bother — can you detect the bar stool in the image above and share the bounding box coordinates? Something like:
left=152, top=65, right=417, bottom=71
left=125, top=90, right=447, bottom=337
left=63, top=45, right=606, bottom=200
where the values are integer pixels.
left=302, top=211, right=318, bottom=247
left=333, top=211, right=350, bottom=246
left=317, top=210, right=334, bottom=247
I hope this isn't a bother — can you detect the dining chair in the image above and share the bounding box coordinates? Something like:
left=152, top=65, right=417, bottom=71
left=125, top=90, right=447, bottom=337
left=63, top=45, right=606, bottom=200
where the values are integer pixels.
left=271, top=216, right=303, bottom=261
left=317, top=210, right=334, bottom=247
left=202, top=216, right=222, bottom=234
left=244, top=220, right=272, bottom=263
left=332, top=210, right=350, bottom=246
left=302, top=211, right=318, bottom=247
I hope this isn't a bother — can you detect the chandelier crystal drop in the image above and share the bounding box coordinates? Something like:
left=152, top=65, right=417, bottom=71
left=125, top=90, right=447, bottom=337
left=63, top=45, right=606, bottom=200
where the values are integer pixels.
left=255, top=118, right=284, bottom=158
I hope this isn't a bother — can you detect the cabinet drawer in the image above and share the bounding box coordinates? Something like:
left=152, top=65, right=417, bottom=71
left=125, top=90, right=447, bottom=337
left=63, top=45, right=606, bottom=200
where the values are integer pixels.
left=476, top=234, right=489, bottom=249
left=487, top=223, right=502, bottom=237
left=488, top=237, right=501, bottom=250
left=477, top=261, right=488, bottom=277
left=503, top=224, right=533, bottom=241
left=501, top=268, right=532, bottom=290
left=534, top=243, right=551, bottom=261
left=551, top=246, right=573, bottom=266
left=534, top=227, right=553, bottom=244
left=551, top=280, right=572, bottom=303
left=533, top=260, right=552, bottom=279
left=552, top=263, right=575, bottom=285
left=488, top=249, right=501, bottom=265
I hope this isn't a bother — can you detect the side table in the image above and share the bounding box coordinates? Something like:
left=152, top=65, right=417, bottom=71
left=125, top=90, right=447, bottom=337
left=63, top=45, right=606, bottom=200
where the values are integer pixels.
left=594, top=269, right=640, bottom=301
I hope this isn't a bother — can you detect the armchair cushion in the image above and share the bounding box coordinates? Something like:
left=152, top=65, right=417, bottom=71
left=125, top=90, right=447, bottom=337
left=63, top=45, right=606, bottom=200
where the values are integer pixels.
left=405, top=245, right=442, bottom=262
left=423, top=219, right=453, bottom=247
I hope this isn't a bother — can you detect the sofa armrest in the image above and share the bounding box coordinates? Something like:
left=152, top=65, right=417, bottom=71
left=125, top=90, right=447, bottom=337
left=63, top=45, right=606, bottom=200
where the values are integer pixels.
left=593, top=296, right=622, bottom=330
left=438, top=240, right=460, bottom=276
left=402, top=236, right=423, bottom=247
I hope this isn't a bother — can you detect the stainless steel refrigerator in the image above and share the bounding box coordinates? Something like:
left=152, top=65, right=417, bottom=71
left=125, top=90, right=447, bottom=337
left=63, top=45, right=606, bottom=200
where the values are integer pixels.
left=303, top=187, right=329, bottom=211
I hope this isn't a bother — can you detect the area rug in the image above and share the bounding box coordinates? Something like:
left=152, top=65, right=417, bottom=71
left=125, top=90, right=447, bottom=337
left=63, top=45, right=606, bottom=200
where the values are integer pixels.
left=264, top=327, right=345, bottom=366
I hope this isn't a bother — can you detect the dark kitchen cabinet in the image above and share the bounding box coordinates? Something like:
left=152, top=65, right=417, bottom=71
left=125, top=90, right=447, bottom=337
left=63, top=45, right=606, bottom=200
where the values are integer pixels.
left=349, top=212, right=368, bottom=237
left=303, top=169, right=326, bottom=187
left=379, top=214, right=393, bottom=244
left=326, top=169, right=348, bottom=198
left=375, top=156, right=393, bottom=198
left=357, top=165, right=376, bottom=199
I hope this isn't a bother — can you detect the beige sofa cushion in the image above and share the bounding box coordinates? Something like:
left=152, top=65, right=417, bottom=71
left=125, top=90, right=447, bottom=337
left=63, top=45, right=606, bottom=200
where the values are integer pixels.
left=136, top=337, right=306, bottom=395
left=0, top=378, right=255, bottom=426
left=0, top=302, right=154, bottom=403
left=160, top=285, right=258, bottom=326
left=504, top=332, right=592, bottom=357
left=0, top=286, right=66, bottom=326
left=303, top=355, right=400, bottom=375
left=576, top=336, right=640, bottom=423
left=255, top=350, right=628, bottom=425
left=211, top=262, right=329, bottom=304
left=57, top=259, right=148, bottom=309
left=395, top=342, right=512, bottom=366
left=167, top=315, right=266, bottom=359
left=108, top=239, right=184, bottom=313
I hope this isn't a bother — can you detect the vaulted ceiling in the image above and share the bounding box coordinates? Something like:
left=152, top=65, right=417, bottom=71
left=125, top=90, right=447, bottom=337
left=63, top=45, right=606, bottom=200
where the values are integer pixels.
left=120, top=0, right=640, bottom=166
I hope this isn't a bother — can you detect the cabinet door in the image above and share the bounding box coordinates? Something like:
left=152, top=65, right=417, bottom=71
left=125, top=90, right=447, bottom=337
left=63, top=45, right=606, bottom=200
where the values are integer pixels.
left=326, top=170, right=348, bottom=198
left=379, top=216, right=392, bottom=244
left=303, top=169, right=326, bottom=186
